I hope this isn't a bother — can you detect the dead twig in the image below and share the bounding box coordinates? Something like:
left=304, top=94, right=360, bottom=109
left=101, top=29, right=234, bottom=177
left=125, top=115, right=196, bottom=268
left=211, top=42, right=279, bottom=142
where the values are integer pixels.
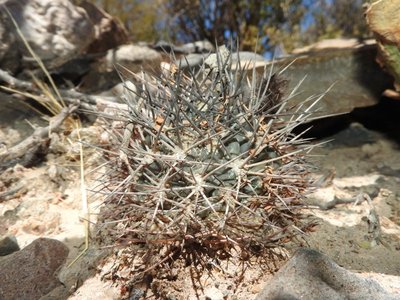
left=0, top=69, right=32, bottom=90
left=358, top=193, right=389, bottom=248
left=0, top=180, right=27, bottom=202
left=0, top=104, right=78, bottom=166
left=0, top=68, right=124, bottom=110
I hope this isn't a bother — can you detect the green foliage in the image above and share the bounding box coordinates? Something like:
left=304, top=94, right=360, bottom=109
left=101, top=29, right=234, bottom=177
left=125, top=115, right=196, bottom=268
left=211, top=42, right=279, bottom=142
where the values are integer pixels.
left=163, top=0, right=370, bottom=53
left=302, top=0, right=371, bottom=46
left=164, top=0, right=305, bottom=52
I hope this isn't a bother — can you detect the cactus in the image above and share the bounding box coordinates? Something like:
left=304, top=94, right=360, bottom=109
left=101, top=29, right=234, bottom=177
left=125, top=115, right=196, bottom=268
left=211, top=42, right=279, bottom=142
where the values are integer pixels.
left=96, top=46, right=320, bottom=288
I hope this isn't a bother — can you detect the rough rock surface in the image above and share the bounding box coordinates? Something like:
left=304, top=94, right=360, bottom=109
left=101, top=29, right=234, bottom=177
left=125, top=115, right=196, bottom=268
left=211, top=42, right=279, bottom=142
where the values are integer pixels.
left=77, top=44, right=162, bottom=92
left=79, top=0, right=129, bottom=54
left=1, top=0, right=95, bottom=71
left=255, top=248, right=398, bottom=300
left=105, top=44, right=162, bottom=71
left=0, top=238, right=69, bottom=300
left=0, top=7, right=19, bottom=73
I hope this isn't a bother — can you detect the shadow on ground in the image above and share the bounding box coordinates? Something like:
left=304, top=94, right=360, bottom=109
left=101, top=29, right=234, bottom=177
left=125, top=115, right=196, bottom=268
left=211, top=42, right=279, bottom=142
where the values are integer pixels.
left=295, top=96, right=400, bottom=144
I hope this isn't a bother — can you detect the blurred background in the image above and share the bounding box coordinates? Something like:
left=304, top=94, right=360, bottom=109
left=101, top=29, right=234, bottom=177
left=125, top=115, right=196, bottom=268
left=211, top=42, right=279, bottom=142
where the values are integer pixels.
left=76, top=0, right=371, bottom=56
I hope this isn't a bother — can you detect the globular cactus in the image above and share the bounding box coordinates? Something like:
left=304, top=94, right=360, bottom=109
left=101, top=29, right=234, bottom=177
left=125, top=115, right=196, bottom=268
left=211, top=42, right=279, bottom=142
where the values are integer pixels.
left=97, top=46, right=319, bottom=287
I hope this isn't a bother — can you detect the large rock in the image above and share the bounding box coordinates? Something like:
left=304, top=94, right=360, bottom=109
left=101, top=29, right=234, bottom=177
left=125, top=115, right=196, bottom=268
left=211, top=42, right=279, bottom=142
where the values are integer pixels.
left=77, top=44, right=162, bottom=93
left=175, top=40, right=391, bottom=115
left=79, top=0, right=129, bottom=54
left=0, top=7, right=19, bottom=74
left=105, top=44, right=162, bottom=71
left=1, top=0, right=95, bottom=72
left=271, top=41, right=393, bottom=115
left=255, top=248, right=398, bottom=300
left=0, top=238, right=69, bottom=300
left=180, top=40, right=215, bottom=54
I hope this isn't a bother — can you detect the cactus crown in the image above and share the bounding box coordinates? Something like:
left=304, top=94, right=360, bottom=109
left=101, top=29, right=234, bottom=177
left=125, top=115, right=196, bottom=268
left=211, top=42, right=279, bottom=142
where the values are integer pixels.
left=97, top=46, right=318, bottom=287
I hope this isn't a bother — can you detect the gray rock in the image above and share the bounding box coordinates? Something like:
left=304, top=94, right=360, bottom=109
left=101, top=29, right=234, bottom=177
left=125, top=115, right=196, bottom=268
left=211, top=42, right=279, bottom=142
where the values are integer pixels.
left=2, top=0, right=95, bottom=71
left=178, top=41, right=390, bottom=115
left=105, top=44, right=162, bottom=71
left=205, top=45, right=230, bottom=69
left=108, top=80, right=138, bottom=106
left=235, top=51, right=266, bottom=62
left=180, top=40, right=215, bottom=54
left=155, top=40, right=214, bottom=54
left=78, top=44, right=162, bottom=93
left=281, top=43, right=392, bottom=114
left=177, top=50, right=266, bottom=69
left=0, top=235, right=19, bottom=256
left=329, top=122, right=380, bottom=147
left=0, top=238, right=69, bottom=300
left=153, top=40, right=177, bottom=53
left=176, top=47, right=267, bottom=68
left=79, top=0, right=128, bottom=54
left=255, top=248, right=398, bottom=300
left=0, top=8, right=19, bottom=73
left=177, top=53, right=209, bottom=68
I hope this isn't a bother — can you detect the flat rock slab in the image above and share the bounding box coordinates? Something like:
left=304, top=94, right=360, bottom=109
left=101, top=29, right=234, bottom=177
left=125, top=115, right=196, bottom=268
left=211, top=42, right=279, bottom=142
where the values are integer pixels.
left=255, top=248, right=398, bottom=300
left=280, top=45, right=393, bottom=115
left=0, top=238, right=69, bottom=300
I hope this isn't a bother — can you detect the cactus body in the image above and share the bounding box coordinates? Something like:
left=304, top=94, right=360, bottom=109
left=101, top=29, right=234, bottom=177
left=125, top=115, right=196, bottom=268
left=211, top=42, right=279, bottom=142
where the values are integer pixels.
left=98, top=46, right=318, bottom=284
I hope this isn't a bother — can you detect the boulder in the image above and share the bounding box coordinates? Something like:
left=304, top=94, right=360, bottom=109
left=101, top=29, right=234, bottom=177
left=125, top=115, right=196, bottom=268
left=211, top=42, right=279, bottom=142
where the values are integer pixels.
left=105, top=44, right=162, bottom=71
left=79, top=0, right=129, bottom=54
left=0, top=7, right=19, bottom=74
left=174, top=41, right=389, bottom=115
left=77, top=44, right=162, bottom=93
left=275, top=41, right=393, bottom=115
left=255, top=248, right=398, bottom=300
left=2, top=0, right=95, bottom=71
left=0, top=238, right=69, bottom=300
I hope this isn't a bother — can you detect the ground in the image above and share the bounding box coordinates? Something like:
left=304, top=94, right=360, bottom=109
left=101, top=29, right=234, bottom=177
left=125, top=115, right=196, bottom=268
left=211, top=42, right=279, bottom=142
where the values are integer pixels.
left=1, top=106, right=400, bottom=299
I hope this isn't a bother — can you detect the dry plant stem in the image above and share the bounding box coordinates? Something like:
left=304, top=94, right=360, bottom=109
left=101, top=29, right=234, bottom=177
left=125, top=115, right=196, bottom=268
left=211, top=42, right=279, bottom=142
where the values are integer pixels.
left=0, top=68, right=121, bottom=111
left=0, top=104, right=78, bottom=164
left=68, top=121, right=90, bottom=267
left=0, top=181, right=27, bottom=202
left=119, top=122, right=135, bottom=175
left=0, top=69, right=32, bottom=90
left=4, top=6, right=65, bottom=106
